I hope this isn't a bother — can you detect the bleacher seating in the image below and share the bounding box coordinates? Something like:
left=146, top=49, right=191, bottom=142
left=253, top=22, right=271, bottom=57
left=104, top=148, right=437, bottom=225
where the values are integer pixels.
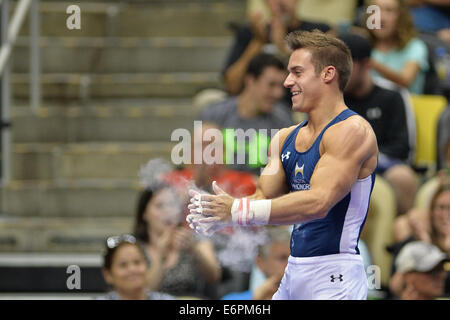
left=0, top=0, right=245, bottom=296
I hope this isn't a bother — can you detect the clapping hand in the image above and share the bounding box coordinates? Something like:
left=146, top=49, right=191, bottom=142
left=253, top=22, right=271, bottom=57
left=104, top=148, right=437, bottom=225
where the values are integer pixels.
left=186, top=181, right=235, bottom=237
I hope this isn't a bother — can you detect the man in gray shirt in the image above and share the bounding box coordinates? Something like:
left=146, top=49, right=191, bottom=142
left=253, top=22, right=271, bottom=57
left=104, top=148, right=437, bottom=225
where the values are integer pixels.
left=199, top=53, right=294, bottom=175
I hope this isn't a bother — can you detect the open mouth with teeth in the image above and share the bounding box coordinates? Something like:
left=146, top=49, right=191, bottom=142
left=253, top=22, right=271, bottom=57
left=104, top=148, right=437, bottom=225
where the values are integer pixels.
left=291, top=91, right=301, bottom=96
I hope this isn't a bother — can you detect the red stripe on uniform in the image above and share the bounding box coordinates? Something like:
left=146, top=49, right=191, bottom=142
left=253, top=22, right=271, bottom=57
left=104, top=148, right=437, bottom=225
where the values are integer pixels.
left=245, top=198, right=250, bottom=226
left=238, top=198, right=243, bottom=225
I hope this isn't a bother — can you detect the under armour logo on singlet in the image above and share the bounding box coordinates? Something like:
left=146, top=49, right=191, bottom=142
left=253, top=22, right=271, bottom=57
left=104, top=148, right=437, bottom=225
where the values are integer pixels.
left=281, top=151, right=291, bottom=162
left=330, top=274, right=343, bottom=282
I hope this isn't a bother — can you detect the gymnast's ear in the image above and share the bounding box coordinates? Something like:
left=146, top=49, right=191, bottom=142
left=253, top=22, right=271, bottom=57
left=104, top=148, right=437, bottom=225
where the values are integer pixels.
left=321, top=65, right=337, bottom=85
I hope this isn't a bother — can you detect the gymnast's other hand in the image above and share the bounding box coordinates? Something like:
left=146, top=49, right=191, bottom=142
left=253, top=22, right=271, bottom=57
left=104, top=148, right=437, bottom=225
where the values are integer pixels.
left=188, top=181, right=235, bottom=225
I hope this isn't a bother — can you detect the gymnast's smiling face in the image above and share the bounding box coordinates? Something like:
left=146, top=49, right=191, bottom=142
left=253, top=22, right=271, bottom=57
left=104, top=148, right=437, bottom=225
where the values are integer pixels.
left=284, top=48, right=326, bottom=113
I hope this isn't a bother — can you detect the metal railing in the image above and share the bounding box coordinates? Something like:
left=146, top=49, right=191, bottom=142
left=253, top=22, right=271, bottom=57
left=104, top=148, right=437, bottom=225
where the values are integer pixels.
left=0, top=0, right=34, bottom=76
left=1, top=0, right=40, bottom=187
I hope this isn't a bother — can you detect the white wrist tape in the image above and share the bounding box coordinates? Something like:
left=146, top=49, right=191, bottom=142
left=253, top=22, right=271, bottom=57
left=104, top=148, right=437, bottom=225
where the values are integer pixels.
left=231, top=198, right=271, bottom=226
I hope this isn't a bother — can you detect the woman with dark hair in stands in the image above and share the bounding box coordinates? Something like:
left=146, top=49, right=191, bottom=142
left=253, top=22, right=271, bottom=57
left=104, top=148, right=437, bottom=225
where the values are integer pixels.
left=134, top=183, right=221, bottom=298
left=97, top=234, right=176, bottom=300
left=367, top=0, right=429, bottom=94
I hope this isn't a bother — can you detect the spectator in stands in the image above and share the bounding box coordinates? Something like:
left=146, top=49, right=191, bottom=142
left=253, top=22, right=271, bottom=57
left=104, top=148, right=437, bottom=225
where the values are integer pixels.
left=393, top=179, right=450, bottom=254
left=133, top=183, right=221, bottom=298
left=200, top=53, right=294, bottom=175
left=247, top=0, right=358, bottom=28
left=98, top=234, right=176, bottom=300
left=367, top=0, right=429, bottom=94
left=429, top=182, right=450, bottom=253
left=223, top=0, right=331, bottom=95
left=164, top=123, right=257, bottom=197
left=163, top=123, right=262, bottom=298
left=389, top=241, right=449, bottom=299
left=137, top=124, right=260, bottom=298
left=221, top=226, right=290, bottom=300
left=342, top=32, right=418, bottom=215
left=406, top=0, right=450, bottom=45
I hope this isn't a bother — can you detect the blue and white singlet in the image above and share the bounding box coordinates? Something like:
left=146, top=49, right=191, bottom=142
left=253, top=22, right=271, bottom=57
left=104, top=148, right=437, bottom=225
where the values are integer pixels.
left=280, top=109, right=375, bottom=257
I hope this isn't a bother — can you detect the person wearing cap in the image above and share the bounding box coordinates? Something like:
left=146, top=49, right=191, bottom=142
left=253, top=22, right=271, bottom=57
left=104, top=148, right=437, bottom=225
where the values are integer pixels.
left=389, top=241, right=449, bottom=300
left=341, top=32, right=418, bottom=216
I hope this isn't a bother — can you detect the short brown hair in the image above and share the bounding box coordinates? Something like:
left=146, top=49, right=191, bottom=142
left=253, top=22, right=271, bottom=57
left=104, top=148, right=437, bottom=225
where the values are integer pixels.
left=285, top=30, right=353, bottom=92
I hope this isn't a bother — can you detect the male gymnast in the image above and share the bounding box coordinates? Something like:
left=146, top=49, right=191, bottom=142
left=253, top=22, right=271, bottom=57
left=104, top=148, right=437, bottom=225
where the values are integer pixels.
left=187, top=30, right=378, bottom=300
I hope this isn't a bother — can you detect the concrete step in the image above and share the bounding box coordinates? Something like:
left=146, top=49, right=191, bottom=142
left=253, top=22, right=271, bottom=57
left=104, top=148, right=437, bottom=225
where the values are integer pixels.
left=12, top=97, right=195, bottom=108
left=12, top=37, right=232, bottom=73
left=11, top=142, right=175, bottom=180
left=11, top=104, right=196, bottom=143
left=15, top=1, right=244, bottom=37
left=0, top=216, right=132, bottom=252
left=0, top=294, right=104, bottom=300
left=11, top=72, right=221, bottom=99
left=1, top=180, right=141, bottom=218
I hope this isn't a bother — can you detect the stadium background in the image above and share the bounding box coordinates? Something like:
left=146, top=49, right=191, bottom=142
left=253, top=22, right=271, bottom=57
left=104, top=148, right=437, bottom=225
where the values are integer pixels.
left=0, top=0, right=449, bottom=299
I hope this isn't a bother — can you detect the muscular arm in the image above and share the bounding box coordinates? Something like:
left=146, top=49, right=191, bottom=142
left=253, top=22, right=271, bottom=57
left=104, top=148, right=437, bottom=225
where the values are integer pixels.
left=268, top=118, right=378, bottom=225
left=249, top=126, right=295, bottom=200
left=191, top=117, right=377, bottom=230
left=259, top=127, right=293, bottom=197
